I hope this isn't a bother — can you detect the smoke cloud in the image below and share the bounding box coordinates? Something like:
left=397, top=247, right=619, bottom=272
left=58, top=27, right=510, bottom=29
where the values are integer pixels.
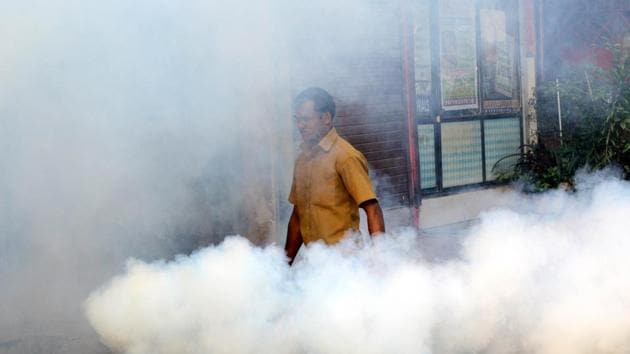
left=2, top=0, right=627, bottom=353
left=0, top=0, right=396, bottom=351
left=1, top=0, right=295, bottom=350
left=85, top=173, right=630, bottom=354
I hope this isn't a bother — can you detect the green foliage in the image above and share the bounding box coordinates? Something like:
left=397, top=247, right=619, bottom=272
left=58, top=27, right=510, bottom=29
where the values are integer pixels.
left=495, top=45, right=630, bottom=192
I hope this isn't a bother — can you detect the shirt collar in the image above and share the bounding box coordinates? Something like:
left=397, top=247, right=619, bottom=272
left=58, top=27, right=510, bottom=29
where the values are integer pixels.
left=317, top=127, right=338, bottom=152
left=300, top=127, right=338, bottom=153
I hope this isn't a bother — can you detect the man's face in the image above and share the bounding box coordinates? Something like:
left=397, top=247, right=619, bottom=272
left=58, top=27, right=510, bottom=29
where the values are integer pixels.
left=294, top=100, right=330, bottom=145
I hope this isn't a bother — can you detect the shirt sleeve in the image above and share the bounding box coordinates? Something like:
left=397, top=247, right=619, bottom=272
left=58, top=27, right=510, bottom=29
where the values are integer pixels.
left=338, top=152, right=377, bottom=206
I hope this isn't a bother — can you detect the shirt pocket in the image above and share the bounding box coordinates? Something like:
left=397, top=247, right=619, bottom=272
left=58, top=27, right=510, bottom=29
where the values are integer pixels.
left=311, top=168, right=342, bottom=207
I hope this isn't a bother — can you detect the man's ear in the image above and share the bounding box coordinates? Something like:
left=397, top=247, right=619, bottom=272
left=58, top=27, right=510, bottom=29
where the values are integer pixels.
left=321, top=111, right=333, bottom=126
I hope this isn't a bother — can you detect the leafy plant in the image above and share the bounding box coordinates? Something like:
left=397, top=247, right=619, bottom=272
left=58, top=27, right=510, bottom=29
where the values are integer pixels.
left=494, top=44, right=630, bottom=191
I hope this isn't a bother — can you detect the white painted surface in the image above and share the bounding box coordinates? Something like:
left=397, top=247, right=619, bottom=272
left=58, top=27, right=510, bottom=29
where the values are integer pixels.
left=358, top=186, right=517, bottom=232
left=419, top=186, right=516, bottom=229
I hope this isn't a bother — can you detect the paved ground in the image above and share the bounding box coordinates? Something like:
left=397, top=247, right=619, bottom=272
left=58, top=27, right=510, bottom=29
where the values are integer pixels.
left=418, top=219, right=475, bottom=262
left=0, top=336, right=110, bottom=354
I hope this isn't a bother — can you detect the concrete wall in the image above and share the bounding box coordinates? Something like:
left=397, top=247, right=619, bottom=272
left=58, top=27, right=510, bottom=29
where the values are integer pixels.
left=419, top=186, right=516, bottom=230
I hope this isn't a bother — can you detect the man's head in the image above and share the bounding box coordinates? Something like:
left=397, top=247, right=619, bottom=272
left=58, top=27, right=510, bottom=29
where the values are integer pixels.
left=293, top=87, right=336, bottom=145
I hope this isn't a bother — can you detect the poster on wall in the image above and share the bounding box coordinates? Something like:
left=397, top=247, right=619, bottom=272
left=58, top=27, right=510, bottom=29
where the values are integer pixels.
left=439, top=0, right=478, bottom=111
left=480, top=9, right=520, bottom=113
left=413, top=1, right=432, bottom=114
left=494, top=37, right=514, bottom=97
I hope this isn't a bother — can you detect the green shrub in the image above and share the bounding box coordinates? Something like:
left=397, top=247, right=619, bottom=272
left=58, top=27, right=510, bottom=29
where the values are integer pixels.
left=495, top=45, right=629, bottom=192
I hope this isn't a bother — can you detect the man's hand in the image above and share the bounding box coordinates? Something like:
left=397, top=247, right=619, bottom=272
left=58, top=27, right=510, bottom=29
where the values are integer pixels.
left=284, top=206, right=303, bottom=265
left=360, top=199, right=385, bottom=236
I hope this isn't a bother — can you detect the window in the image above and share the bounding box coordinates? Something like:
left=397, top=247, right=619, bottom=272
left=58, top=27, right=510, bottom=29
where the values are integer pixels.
left=411, top=0, right=523, bottom=193
left=479, top=0, right=521, bottom=114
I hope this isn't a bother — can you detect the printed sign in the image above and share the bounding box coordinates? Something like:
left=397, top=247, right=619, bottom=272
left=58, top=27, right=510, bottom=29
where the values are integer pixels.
left=413, top=1, right=432, bottom=113
left=480, top=9, right=519, bottom=112
left=439, top=0, right=478, bottom=111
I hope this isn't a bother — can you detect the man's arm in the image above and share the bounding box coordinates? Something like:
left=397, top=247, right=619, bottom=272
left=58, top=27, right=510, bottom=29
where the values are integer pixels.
left=360, top=199, right=385, bottom=236
left=284, top=206, right=303, bottom=265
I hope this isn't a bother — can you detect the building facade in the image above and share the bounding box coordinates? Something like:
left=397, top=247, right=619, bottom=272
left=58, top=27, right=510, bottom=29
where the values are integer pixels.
left=276, top=0, right=538, bottom=231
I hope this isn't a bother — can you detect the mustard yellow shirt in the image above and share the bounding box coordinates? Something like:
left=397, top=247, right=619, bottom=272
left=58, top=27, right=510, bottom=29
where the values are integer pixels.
left=289, top=128, right=377, bottom=244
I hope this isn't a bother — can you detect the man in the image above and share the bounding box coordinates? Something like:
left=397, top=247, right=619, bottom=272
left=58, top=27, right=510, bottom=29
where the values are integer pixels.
left=285, top=87, right=385, bottom=265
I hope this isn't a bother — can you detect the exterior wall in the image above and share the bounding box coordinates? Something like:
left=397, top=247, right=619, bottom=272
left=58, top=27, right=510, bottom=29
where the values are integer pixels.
left=419, top=186, right=515, bottom=229
left=540, top=0, right=630, bottom=80
left=520, top=0, right=538, bottom=145
left=357, top=186, right=515, bottom=231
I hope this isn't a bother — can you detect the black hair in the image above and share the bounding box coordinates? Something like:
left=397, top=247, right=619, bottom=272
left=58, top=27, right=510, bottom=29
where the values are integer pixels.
left=293, top=87, right=336, bottom=119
